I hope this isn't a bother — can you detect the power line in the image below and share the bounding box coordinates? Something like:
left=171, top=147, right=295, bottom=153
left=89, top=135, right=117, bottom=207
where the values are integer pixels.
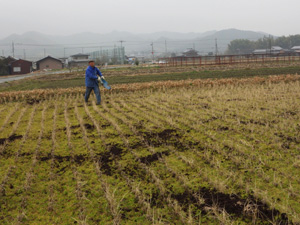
left=5, top=37, right=269, bottom=48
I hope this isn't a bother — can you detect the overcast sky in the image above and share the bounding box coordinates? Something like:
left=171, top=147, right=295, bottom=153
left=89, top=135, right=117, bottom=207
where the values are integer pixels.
left=0, top=0, right=299, bottom=38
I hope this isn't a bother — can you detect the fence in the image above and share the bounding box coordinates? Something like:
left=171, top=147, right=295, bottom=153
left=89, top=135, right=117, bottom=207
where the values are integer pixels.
left=158, top=54, right=300, bottom=67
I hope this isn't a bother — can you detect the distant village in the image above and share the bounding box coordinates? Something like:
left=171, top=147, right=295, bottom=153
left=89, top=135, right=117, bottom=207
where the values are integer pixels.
left=0, top=45, right=300, bottom=76
left=0, top=53, right=86, bottom=76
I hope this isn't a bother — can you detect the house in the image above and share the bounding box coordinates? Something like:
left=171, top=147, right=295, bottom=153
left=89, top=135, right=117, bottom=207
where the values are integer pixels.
left=36, top=56, right=63, bottom=70
left=271, top=46, right=282, bottom=52
left=291, top=46, right=300, bottom=54
left=68, top=53, right=90, bottom=67
left=271, top=46, right=287, bottom=55
left=291, top=46, right=300, bottom=50
left=9, top=59, right=32, bottom=75
left=182, top=48, right=199, bottom=57
left=253, top=49, right=267, bottom=55
left=59, top=57, right=68, bottom=67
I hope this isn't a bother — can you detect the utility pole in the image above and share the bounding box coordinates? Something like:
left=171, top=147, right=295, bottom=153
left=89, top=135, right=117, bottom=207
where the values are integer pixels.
left=215, top=38, right=218, bottom=56
left=23, top=49, right=26, bottom=59
left=44, top=48, right=46, bottom=57
left=269, top=35, right=272, bottom=55
left=82, top=47, right=84, bottom=53
left=151, top=42, right=154, bottom=62
left=113, top=44, right=116, bottom=64
left=119, top=40, right=125, bottom=64
left=1, top=49, right=4, bottom=56
left=165, top=40, right=168, bottom=55
left=12, top=41, right=15, bottom=57
left=64, top=48, right=66, bottom=58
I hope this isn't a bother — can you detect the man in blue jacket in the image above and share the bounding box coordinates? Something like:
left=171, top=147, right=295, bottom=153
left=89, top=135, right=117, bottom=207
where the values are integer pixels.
left=85, top=60, right=104, bottom=105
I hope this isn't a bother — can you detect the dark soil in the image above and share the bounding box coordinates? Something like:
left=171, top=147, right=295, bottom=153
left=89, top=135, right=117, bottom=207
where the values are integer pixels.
left=96, top=144, right=124, bottom=176
left=129, top=123, right=291, bottom=223
left=217, top=126, right=229, bottom=131
left=139, top=150, right=170, bottom=165
left=84, top=123, right=95, bottom=130
left=171, top=187, right=290, bottom=224
left=0, top=134, right=23, bottom=145
left=141, top=128, right=182, bottom=147
left=40, top=154, right=87, bottom=165
left=26, top=99, right=41, bottom=105
left=70, top=125, right=80, bottom=129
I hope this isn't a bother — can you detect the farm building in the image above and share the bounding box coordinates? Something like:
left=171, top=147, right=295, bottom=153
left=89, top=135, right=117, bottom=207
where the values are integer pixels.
left=59, top=57, right=68, bottom=68
left=68, top=53, right=90, bottom=67
left=292, top=46, right=300, bottom=54
left=253, top=47, right=291, bottom=55
left=253, top=49, right=267, bottom=55
left=182, top=48, right=199, bottom=57
left=36, top=56, right=63, bottom=70
left=9, top=59, right=32, bottom=75
left=271, top=46, right=283, bottom=54
left=292, top=46, right=300, bottom=50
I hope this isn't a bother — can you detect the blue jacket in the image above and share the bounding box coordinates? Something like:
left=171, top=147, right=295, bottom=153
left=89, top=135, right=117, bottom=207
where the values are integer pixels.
left=85, top=66, right=103, bottom=87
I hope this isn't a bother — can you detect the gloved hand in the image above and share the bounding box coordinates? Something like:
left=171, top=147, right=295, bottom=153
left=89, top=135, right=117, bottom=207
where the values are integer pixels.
left=101, top=76, right=105, bottom=80
left=97, top=76, right=103, bottom=84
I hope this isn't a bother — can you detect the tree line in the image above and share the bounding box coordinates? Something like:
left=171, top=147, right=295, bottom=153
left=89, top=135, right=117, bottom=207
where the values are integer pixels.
left=0, top=58, right=11, bottom=76
left=226, top=35, right=300, bottom=54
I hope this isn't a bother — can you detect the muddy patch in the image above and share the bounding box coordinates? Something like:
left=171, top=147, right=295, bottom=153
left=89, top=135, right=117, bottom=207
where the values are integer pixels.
left=202, top=116, right=219, bottom=123
left=0, top=134, right=23, bottom=145
left=240, top=119, right=267, bottom=126
left=171, top=186, right=289, bottom=224
left=217, top=126, right=229, bottom=131
left=26, top=99, right=41, bottom=105
left=139, top=150, right=170, bottom=165
left=109, top=145, right=123, bottom=157
left=40, top=154, right=87, bottom=165
left=226, top=98, right=246, bottom=102
left=141, top=129, right=181, bottom=147
left=84, top=123, right=95, bottom=130
left=96, top=144, right=124, bottom=176
left=275, top=132, right=300, bottom=144
left=70, top=125, right=80, bottom=129
left=101, top=124, right=110, bottom=129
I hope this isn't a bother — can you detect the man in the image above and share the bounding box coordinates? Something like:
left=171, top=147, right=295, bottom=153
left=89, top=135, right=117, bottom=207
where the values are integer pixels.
left=84, top=60, right=105, bottom=105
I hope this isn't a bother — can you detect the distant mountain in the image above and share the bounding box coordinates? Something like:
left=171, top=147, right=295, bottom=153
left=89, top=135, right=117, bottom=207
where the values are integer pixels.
left=193, top=28, right=272, bottom=53
left=0, top=31, right=57, bottom=45
left=136, top=30, right=217, bottom=40
left=0, top=30, right=218, bottom=46
left=202, top=28, right=271, bottom=41
left=0, top=29, right=273, bottom=60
